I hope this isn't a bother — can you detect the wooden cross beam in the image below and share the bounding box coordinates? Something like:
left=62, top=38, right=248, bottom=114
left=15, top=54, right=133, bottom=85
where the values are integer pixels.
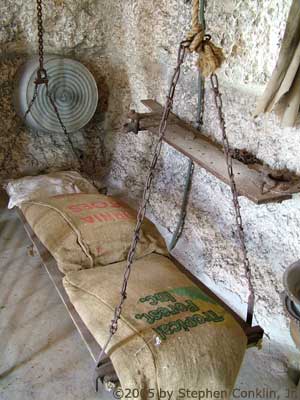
left=124, top=99, right=300, bottom=205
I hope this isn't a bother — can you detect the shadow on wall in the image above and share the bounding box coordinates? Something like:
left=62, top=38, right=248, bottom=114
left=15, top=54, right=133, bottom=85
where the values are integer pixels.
left=89, top=60, right=133, bottom=180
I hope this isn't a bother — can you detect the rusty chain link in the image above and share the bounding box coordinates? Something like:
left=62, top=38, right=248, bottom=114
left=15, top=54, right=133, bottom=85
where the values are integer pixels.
left=210, top=73, right=255, bottom=326
left=23, top=0, right=45, bottom=119
left=45, top=84, right=78, bottom=156
left=35, top=0, right=48, bottom=85
left=96, top=47, right=256, bottom=380
left=37, top=0, right=45, bottom=71
left=24, top=84, right=39, bottom=121
left=95, top=42, right=188, bottom=371
left=23, top=0, right=78, bottom=160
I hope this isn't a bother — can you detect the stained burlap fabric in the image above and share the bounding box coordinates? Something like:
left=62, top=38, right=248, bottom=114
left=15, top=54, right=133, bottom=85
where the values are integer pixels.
left=21, top=193, right=167, bottom=274
left=63, top=253, right=247, bottom=399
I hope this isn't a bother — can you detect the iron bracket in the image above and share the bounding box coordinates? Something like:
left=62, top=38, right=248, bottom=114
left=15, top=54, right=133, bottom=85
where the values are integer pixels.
left=94, top=357, right=118, bottom=392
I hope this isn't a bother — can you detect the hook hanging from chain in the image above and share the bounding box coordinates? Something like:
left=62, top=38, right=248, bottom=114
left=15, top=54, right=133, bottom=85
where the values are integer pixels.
left=22, top=0, right=79, bottom=161
left=23, top=0, right=48, bottom=118
left=35, top=68, right=48, bottom=86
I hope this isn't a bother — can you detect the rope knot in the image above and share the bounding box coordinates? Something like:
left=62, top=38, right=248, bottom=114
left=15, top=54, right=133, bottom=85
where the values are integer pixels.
left=185, top=23, right=205, bottom=53
left=185, top=0, right=225, bottom=77
left=196, top=39, right=225, bottom=78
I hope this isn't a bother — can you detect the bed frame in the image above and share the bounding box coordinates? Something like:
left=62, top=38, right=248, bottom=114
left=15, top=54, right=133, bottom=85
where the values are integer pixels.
left=16, top=208, right=264, bottom=391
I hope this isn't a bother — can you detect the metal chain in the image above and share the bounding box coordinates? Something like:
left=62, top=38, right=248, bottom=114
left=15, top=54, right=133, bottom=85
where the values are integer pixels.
left=95, top=42, right=188, bottom=369
left=34, top=0, right=48, bottom=86
left=210, top=73, right=255, bottom=326
left=24, top=84, right=39, bottom=121
left=37, top=0, right=44, bottom=69
left=21, top=0, right=78, bottom=161
left=45, top=84, right=78, bottom=156
left=96, top=53, right=255, bottom=374
left=22, top=0, right=45, bottom=122
left=1, top=0, right=45, bottom=173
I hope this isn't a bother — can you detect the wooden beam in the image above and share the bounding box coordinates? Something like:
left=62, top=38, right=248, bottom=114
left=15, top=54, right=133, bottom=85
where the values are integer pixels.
left=141, top=99, right=300, bottom=205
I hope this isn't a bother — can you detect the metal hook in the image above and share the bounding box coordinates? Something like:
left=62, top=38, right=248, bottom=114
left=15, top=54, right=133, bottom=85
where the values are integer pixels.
left=34, top=68, right=48, bottom=85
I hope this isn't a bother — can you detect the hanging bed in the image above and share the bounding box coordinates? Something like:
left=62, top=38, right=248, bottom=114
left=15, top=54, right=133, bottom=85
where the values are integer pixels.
left=6, top=171, right=264, bottom=397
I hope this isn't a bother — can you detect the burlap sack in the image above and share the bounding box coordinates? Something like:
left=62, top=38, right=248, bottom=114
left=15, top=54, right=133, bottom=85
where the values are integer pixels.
left=63, top=253, right=247, bottom=399
left=21, top=193, right=167, bottom=274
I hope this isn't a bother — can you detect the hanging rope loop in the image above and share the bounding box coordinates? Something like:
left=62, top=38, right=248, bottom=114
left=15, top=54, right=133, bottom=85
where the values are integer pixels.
left=186, top=22, right=205, bottom=53
left=184, top=0, right=225, bottom=77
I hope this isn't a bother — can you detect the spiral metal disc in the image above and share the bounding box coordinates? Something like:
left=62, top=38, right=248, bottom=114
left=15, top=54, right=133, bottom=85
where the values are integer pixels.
left=25, top=57, right=98, bottom=133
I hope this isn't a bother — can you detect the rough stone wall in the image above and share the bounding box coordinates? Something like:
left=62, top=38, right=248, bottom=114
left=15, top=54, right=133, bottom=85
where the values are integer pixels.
left=1, top=0, right=298, bottom=388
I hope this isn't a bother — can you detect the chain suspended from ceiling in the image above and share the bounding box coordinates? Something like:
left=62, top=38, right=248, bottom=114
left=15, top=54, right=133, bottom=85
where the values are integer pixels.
left=24, top=0, right=78, bottom=160
left=94, top=0, right=255, bottom=390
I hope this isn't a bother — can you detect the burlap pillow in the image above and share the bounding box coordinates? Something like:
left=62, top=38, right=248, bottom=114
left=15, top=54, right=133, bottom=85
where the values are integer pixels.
left=63, top=253, right=247, bottom=399
left=21, top=193, right=167, bottom=273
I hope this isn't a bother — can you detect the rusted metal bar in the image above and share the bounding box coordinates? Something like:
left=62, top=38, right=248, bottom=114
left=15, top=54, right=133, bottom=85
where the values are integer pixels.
left=123, top=110, right=178, bottom=134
